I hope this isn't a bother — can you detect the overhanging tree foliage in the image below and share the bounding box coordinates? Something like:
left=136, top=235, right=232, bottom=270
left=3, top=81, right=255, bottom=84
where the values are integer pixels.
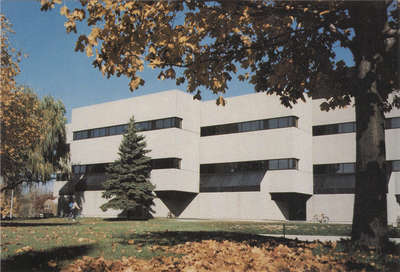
left=101, top=116, right=155, bottom=219
left=41, top=0, right=399, bottom=247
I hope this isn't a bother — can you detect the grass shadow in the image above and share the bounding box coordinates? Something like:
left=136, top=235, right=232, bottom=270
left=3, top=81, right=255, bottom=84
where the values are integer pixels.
left=103, top=218, right=148, bottom=222
left=1, top=244, right=94, bottom=272
left=0, top=221, right=77, bottom=227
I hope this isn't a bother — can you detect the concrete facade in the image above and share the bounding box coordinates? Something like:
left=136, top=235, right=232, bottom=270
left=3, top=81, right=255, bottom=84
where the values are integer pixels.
left=57, top=90, right=400, bottom=224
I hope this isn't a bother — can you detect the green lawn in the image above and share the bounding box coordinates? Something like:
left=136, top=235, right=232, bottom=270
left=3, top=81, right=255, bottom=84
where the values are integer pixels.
left=1, top=218, right=399, bottom=271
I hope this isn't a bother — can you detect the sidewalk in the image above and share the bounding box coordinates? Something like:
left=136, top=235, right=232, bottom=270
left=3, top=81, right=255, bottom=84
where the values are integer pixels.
left=260, top=234, right=400, bottom=244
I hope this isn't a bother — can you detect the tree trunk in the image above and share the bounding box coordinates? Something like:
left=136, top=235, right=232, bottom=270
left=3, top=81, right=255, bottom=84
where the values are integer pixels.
left=352, top=91, right=388, bottom=248
left=348, top=1, right=390, bottom=249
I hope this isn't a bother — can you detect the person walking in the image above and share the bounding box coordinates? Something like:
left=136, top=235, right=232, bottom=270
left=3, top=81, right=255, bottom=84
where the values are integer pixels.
left=70, top=199, right=80, bottom=221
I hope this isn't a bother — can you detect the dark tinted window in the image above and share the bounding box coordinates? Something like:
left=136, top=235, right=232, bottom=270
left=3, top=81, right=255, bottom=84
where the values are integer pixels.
left=339, top=122, right=356, bottom=133
left=312, top=118, right=400, bottom=135
left=201, top=159, right=298, bottom=174
left=201, top=116, right=298, bottom=137
left=342, top=163, right=355, bottom=173
left=278, top=117, right=289, bottom=128
left=313, top=124, right=335, bottom=136
left=313, top=163, right=355, bottom=175
left=73, top=165, right=86, bottom=174
left=151, top=158, right=181, bottom=169
left=278, top=159, right=289, bottom=169
left=390, top=160, right=400, bottom=172
left=267, top=118, right=278, bottom=129
left=73, top=117, right=182, bottom=140
left=200, top=158, right=297, bottom=192
left=72, top=158, right=182, bottom=176
left=386, top=117, right=400, bottom=129
left=313, top=162, right=356, bottom=194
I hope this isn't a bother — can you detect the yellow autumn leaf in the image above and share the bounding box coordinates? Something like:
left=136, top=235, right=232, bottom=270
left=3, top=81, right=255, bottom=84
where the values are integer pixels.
left=129, top=77, right=142, bottom=90
left=148, top=45, right=156, bottom=55
left=48, top=260, right=57, bottom=268
left=60, top=6, right=68, bottom=16
left=319, top=10, right=330, bottom=16
left=15, top=246, right=33, bottom=254
left=86, top=46, right=93, bottom=57
left=88, top=27, right=101, bottom=46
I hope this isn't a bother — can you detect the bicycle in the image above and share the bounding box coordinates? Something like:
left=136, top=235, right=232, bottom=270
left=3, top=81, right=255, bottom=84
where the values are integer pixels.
left=312, top=213, right=329, bottom=224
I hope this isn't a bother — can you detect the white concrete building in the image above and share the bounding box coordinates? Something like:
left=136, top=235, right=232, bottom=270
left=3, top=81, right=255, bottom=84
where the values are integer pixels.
left=57, top=90, right=400, bottom=224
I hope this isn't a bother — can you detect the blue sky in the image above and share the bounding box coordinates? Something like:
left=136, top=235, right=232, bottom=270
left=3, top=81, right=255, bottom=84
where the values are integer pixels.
left=3, top=1, right=353, bottom=122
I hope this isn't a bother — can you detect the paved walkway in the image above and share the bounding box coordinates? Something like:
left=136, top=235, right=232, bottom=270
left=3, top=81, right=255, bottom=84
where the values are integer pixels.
left=260, top=234, right=400, bottom=244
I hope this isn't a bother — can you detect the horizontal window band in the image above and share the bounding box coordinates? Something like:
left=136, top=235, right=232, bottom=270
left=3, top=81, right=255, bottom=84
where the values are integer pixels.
left=201, top=158, right=299, bottom=174
left=200, top=185, right=260, bottom=192
left=201, top=116, right=298, bottom=137
left=313, top=117, right=400, bottom=136
left=73, top=117, right=182, bottom=141
left=71, top=158, right=182, bottom=175
left=313, top=160, right=399, bottom=194
left=313, top=160, right=400, bottom=175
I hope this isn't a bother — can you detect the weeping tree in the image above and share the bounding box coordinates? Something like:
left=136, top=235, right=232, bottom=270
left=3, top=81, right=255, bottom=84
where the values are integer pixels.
left=41, top=0, right=399, bottom=248
left=101, top=116, right=155, bottom=219
left=1, top=88, right=70, bottom=192
left=29, top=95, right=70, bottom=183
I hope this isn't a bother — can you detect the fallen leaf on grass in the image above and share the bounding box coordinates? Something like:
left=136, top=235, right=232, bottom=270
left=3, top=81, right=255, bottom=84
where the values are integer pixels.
left=77, top=237, right=96, bottom=243
left=48, top=260, right=57, bottom=268
left=61, top=240, right=349, bottom=272
left=15, top=246, right=33, bottom=254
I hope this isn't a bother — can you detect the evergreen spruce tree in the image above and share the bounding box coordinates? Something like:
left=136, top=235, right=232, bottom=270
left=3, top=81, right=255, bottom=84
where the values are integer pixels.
left=101, top=116, right=155, bottom=219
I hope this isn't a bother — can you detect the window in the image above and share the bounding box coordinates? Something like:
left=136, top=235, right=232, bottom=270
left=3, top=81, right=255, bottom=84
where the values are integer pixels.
left=98, top=127, right=106, bottom=137
left=151, top=158, right=181, bottom=169
left=73, top=130, right=89, bottom=140
left=268, top=160, right=279, bottom=170
left=278, top=159, right=289, bottom=169
left=313, top=163, right=356, bottom=194
left=313, top=163, right=355, bottom=175
left=338, top=122, right=356, bottom=133
left=386, top=117, right=400, bottom=129
left=201, top=159, right=298, bottom=174
left=135, top=122, right=150, bottom=131
left=87, top=163, right=108, bottom=173
left=267, top=118, right=278, bottom=129
left=200, top=160, right=268, bottom=192
left=200, top=159, right=297, bottom=192
left=342, top=163, right=355, bottom=173
left=288, top=159, right=298, bottom=169
left=313, top=117, right=400, bottom=136
left=389, top=160, right=400, bottom=172
left=313, top=122, right=356, bottom=136
left=72, top=159, right=181, bottom=176
left=73, top=117, right=182, bottom=140
left=72, top=165, right=87, bottom=174
left=109, top=126, right=118, bottom=135
left=393, top=161, right=400, bottom=171
left=201, top=116, right=298, bottom=137
left=163, top=118, right=172, bottom=128
left=155, top=119, right=164, bottom=129
left=239, top=120, right=263, bottom=132
left=278, top=117, right=289, bottom=128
